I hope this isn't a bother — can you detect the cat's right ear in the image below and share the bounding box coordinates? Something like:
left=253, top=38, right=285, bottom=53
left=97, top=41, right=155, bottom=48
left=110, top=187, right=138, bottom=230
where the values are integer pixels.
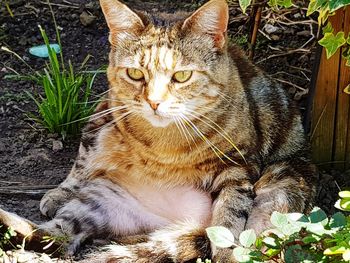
left=100, top=0, right=145, bottom=45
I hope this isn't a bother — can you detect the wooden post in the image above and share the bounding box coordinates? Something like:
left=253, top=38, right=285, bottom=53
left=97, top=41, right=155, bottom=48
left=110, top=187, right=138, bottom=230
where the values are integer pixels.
left=311, top=7, right=350, bottom=169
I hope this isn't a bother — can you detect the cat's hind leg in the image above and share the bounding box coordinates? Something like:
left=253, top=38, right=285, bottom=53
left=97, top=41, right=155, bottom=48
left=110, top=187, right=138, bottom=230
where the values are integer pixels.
left=245, top=157, right=318, bottom=234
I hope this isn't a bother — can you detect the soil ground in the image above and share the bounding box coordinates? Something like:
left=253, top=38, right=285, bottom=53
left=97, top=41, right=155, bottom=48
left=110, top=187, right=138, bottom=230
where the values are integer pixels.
left=0, top=0, right=349, bottom=259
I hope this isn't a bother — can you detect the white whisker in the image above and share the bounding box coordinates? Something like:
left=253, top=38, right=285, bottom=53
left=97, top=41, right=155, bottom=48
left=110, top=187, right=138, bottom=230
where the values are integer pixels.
left=174, top=116, right=192, bottom=150
left=185, top=109, right=245, bottom=162
left=180, top=114, right=227, bottom=164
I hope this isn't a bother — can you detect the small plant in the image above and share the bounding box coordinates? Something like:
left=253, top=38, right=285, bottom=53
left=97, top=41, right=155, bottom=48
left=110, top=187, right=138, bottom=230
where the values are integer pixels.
left=335, top=191, right=350, bottom=211
left=207, top=197, right=350, bottom=262
left=0, top=226, right=17, bottom=256
left=25, top=26, right=98, bottom=139
left=2, top=0, right=100, bottom=139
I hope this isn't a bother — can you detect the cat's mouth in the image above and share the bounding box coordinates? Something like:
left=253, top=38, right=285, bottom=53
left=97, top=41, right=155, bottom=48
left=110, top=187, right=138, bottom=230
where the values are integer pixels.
left=143, top=113, right=174, bottom=128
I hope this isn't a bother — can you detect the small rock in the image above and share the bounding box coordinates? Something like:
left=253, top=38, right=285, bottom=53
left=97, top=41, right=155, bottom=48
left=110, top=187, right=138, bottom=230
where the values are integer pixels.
left=271, top=35, right=280, bottom=41
left=19, top=36, right=27, bottom=46
left=264, top=24, right=279, bottom=34
left=85, top=1, right=96, bottom=9
left=39, top=253, right=52, bottom=262
left=297, top=30, right=310, bottom=36
left=52, top=140, right=63, bottom=152
left=17, top=251, right=36, bottom=262
left=80, top=11, right=96, bottom=26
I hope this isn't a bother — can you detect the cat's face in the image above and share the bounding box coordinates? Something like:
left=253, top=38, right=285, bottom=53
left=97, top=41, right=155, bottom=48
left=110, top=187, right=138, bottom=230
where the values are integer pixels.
left=101, top=0, right=229, bottom=128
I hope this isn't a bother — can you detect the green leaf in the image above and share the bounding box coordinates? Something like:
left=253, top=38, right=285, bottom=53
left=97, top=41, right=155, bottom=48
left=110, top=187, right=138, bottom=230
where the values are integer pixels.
left=265, top=248, right=281, bottom=257
left=263, top=236, right=279, bottom=248
left=322, top=22, right=334, bottom=34
left=324, top=245, right=347, bottom=255
left=239, top=229, right=256, bottom=247
left=307, top=0, right=327, bottom=16
left=329, top=212, right=347, bottom=228
left=302, top=235, right=318, bottom=244
left=306, top=223, right=326, bottom=236
left=232, top=247, right=251, bottom=262
left=345, top=85, right=350, bottom=94
left=280, top=223, right=302, bottom=236
left=285, top=244, right=315, bottom=263
left=206, top=226, right=235, bottom=248
left=268, top=0, right=293, bottom=8
left=271, top=211, right=288, bottom=228
left=7, top=227, right=17, bottom=237
left=329, top=0, right=350, bottom=12
left=319, top=32, right=347, bottom=59
left=340, top=198, right=350, bottom=210
left=339, top=191, right=350, bottom=198
left=309, top=207, right=328, bottom=226
left=255, top=237, right=263, bottom=249
left=239, top=0, right=252, bottom=13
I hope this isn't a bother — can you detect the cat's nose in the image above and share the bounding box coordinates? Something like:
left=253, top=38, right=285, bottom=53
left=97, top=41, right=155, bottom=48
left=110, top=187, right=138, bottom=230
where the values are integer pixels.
left=148, top=101, right=160, bottom=110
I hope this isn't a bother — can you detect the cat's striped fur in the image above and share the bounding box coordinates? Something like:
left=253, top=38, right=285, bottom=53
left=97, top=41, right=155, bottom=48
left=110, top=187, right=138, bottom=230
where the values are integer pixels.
left=0, top=0, right=318, bottom=262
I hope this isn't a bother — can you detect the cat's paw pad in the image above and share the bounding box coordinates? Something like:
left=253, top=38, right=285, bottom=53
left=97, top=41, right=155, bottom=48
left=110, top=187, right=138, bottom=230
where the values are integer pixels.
left=40, top=187, right=73, bottom=218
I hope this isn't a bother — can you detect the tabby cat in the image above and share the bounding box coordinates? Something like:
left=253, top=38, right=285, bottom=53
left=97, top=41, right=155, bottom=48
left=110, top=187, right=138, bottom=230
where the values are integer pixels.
left=0, top=0, right=318, bottom=262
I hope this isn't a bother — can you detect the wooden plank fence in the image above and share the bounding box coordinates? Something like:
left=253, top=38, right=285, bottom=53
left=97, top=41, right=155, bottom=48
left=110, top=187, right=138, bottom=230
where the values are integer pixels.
left=311, top=7, right=350, bottom=170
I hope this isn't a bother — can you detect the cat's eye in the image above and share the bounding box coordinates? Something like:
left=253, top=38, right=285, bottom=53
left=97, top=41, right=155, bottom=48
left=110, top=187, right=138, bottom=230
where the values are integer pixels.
left=172, top=71, right=192, bottom=83
left=127, top=68, right=144, bottom=81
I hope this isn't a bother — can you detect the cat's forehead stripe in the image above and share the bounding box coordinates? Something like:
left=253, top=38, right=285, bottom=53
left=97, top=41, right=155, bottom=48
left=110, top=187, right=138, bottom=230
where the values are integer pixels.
left=139, top=44, right=176, bottom=72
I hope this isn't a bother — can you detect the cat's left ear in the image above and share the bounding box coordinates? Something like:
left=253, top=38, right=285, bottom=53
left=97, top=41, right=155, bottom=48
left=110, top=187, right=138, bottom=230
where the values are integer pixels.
left=182, top=0, right=229, bottom=49
left=100, top=0, right=145, bottom=44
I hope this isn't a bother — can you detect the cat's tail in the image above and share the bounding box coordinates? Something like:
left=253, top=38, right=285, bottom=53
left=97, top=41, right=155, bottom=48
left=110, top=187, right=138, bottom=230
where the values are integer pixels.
left=0, top=208, right=63, bottom=256
left=80, top=221, right=229, bottom=263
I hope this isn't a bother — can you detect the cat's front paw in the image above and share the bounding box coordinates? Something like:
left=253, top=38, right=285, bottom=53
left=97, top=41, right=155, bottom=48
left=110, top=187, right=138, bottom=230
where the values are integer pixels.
left=40, top=187, right=73, bottom=218
left=245, top=210, right=273, bottom=236
left=212, top=247, right=237, bottom=263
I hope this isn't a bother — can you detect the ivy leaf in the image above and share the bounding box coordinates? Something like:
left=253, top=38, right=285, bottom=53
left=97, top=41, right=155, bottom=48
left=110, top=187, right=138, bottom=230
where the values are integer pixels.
left=344, top=85, right=350, bottom=94
left=329, top=212, right=347, bottom=228
left=339, top=191, right=350, bottom=198
left=307, top=0, right=327, bottom=16
left=302, top=235, right=319, bottom=244
left=329, top=0, right=350, bottom=12
left=271, top=211, right=288, bottom=228
left=324, top=245, right=347, bottom=255
left=268, top=0, right=293, bottom=8
left=318, top=6, right=330, bottom=26
left=263, top=236, right=279, bottom=248
left=309, top=207, right=328, bottom=226
left=319, top=32, right=346, bottom=59
left=306, top=223, right=326, bottom=236
left=239, top=0, right=252, bottom=13
left=280, top=223, right=302, bottom=236
left=206, top=226, right=235, bottom=248
left=232, top=247, right=251, bottom=262
left=340, top=198, right=350, bottom=210
left=265, top=248, right=281, bottom=257
left=285, top=244, right=315, bottom=263
left=322, top=22, right=334, bottom=34
left=239, top=229, right=256, bottom=247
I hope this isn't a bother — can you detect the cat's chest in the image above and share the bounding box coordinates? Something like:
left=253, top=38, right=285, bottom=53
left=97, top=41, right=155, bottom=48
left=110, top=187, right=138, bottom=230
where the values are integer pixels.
left=93, top=128, right=216, bottom=185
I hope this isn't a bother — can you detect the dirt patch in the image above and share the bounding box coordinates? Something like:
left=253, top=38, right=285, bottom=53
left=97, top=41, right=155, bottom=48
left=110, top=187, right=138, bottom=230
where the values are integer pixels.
left=0, top=0, right=348, bottom=256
